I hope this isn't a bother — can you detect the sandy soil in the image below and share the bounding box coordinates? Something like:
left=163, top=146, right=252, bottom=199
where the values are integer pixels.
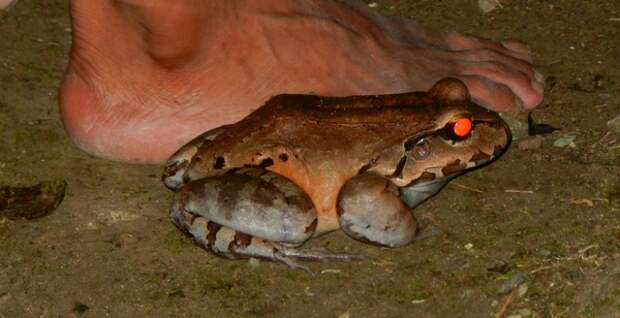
left=1, top=0, right=619, bottom=317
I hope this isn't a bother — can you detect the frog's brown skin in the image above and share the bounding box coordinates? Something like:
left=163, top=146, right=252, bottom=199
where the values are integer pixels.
left=162, top=78, right=511, bottom=271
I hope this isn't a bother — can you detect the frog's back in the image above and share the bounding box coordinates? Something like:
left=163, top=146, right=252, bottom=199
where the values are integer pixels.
left=187, top=92, right=444, bottom=178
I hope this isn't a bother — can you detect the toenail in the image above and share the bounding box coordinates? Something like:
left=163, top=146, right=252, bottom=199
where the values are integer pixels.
left=534, top=70, right=545, bottom=84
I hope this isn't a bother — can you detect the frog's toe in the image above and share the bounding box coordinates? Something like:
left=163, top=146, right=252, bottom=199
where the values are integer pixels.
left=280, top=247, right=369, bottom=262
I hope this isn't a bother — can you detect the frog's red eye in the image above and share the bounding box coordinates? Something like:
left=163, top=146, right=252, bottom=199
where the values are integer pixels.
left=451, top=118, right=472, bottom=137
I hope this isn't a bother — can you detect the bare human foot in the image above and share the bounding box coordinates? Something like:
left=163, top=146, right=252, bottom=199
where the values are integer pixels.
left=0, top=0, right=17, bottom=10
left=60, top=0, right=544, bottom=164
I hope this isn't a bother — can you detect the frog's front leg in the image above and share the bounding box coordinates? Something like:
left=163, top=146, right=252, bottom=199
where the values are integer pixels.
left=170, top=168, right=362, bottom=271
left=337, top=173, right=418, bottom=247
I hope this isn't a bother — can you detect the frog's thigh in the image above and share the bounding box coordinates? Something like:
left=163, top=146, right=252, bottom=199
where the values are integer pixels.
left=172, top=169, right=317, bottom=245
left=337, top=173, right=417, bottom=247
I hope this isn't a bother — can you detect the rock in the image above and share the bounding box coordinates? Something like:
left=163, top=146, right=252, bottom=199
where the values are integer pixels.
left=498, top=272, right=527, bottom=294
left=517, top=137, right=543, bottom=150
left=607, top=114, right=620, bottom=133
left=478, top=0, right=501, bottom=13
left=553, top=133, right=577, bottom=148
left=116, top=233, right=139, bottom=247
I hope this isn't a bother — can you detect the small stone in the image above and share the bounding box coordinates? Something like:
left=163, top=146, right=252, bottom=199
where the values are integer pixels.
left=607, top=114, right=620, bottom=133
left=338, top=311, right=350, bottom=318
left=553, top=133, right=577, bottom=148
left=464, top=243, right=474, bottom=250
left=498, top=272, right=527, bottom=294
left=516, top=283, right=529, bottom=298
left=248, top=257, right=261, bottom=270
left=367, top=2, right=378, bottom=8
left=513, top=308, right=533, bottom=317
left=304, top=286, right=315, bottom=297
left=478, top=0, right=501, bottom=13
left=117, top=233, right=138, bottom=246
left=0, top=292, right=10, bottom=306
left=516, top=137, right=542, bottom=150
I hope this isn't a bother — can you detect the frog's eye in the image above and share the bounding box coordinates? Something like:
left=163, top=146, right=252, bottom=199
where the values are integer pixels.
left=444, top=117, right=473, bottom=140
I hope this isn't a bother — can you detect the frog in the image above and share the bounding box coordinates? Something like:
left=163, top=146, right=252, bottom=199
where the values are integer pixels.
left=162, top=77, right=511, bottom=271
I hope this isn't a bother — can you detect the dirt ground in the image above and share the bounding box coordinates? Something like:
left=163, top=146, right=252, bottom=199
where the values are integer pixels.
left=1, top=0, right=619, bottom=317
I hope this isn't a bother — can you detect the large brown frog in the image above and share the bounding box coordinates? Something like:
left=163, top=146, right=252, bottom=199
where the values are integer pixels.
left=162, top=78, right=511, bottom=271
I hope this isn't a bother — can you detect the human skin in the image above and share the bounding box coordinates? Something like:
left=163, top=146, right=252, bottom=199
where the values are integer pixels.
left=0, top=0, right=17, bottom=9
left=58, top=0, right=544, bottom=164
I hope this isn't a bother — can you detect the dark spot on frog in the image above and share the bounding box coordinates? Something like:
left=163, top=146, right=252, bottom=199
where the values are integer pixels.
left=258, top=158, right=274, bottom=168
left=404, top=136, right=422, bottom=151
left=406, top=172, right=434, bottom=186
left=232, top=231, right=253, bottom=248
left=181, top=209, right=197, bottom=227
left=357, top=158, right=377, bottom=175
left=244, top=157, right=274, bottom=169
left=389, top=156, right=407, bottom=179
left=279, top=153, right=289, bottom=162
left=305, top=218, right=318, bottom=234
left=213, top=156, right=225, bottom=169
left=357, top=163, right=372, bottom=175
left=206, top=221, right=222, bottom=248
left=250, top=180, right=279, bottom=208
left=441, top=159, right=464, bottom=176
left=470, top=151, right=491, bottom=162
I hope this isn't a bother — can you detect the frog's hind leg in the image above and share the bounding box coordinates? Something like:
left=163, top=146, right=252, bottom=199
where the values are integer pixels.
left=337, top=173, right=418, bottom=247
left=170, top=168, right=364, bottom=271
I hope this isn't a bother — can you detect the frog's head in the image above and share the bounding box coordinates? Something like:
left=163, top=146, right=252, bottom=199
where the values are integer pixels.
left=391, top=78, right=512, bottom=207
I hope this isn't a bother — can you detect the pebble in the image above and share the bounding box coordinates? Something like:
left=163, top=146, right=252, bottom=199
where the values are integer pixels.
left=117, top=233, right=139, bottom=246
left=0, top=292, right=10, bottom=306
left=478, top=0, right=501, bottom=13
left=607, top=114, right=620, bottom=133
left=498, top=272, right=527, bottom=294
left=516, top=137, right=542, bottom=150
left=248, top=257, right=261, bottom=270
left=553, top=133, right=577, bottom=148
left=508, top=308, right=533, bottom=318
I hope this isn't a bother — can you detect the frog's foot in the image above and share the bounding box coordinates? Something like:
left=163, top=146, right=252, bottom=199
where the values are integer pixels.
left=60, top=0, right=544, bottom=163
left=170, top=169, right=365, bottom=271
left=338, top=173, right=418, bottom=247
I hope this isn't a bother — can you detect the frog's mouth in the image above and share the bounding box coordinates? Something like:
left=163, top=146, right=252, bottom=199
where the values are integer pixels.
left=399, top=176, right=456, bottom=209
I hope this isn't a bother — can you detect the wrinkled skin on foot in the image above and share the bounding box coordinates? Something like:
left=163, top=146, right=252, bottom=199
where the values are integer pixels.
left=162, top=78, right=512, bottom=269
left=60, top=0, right=542, bottom=163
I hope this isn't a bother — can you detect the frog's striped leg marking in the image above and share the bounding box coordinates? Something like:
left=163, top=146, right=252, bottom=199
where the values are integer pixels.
left=337, top=173, right=418, bottom=247
left=170, top=169, right=364, bottom=272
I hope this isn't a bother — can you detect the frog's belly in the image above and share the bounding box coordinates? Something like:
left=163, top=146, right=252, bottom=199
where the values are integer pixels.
left=267, top=160, right=347, bottom=236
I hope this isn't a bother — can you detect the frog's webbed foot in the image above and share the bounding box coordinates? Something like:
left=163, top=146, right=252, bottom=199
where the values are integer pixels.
left=337, top=173, right=418, bottom=247
left=274, top=247, right=367, bottom=274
